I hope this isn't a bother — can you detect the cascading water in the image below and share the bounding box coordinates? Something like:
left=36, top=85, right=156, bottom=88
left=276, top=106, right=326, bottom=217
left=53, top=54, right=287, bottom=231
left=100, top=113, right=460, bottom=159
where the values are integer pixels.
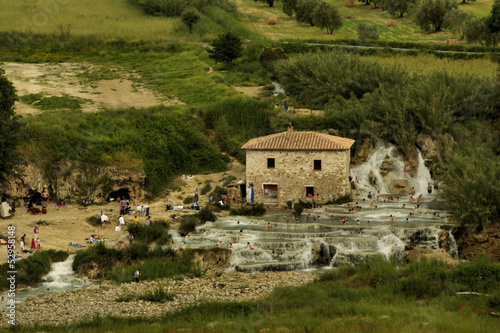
left=350, top=140, right=395, bottom=193
left=376, top=234, right=405, bottom=263
left=1, top=254, right=91, bottom=307
left=447, top=231, right=458, bottom=259
left=350, top=139, right=433, bottom=196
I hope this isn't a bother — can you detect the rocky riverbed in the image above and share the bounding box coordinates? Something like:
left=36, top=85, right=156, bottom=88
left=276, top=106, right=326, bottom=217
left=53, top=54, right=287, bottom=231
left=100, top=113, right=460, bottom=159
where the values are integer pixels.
left=2, top=272, right=315, bottom=327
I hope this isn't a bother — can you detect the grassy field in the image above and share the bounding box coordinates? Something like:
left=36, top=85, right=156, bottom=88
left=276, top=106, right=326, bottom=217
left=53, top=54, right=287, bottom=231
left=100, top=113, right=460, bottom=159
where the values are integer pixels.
left=0, top=0, right=494, bottom=43
left=238, top=0, right=495, bottom=42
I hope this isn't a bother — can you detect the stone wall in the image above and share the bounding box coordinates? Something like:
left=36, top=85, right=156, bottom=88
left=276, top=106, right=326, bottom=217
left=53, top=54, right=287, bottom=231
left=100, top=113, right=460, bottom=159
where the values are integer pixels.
left=246, top=149, right=351, bottom=206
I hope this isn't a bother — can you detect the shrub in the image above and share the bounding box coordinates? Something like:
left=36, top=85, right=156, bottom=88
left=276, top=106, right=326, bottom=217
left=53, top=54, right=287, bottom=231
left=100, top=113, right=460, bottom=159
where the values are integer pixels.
left=197, top=206, right=217, bottom=223
left=201, top=183, right=212, bottom=195
left=229, top=203, right=266, bottom=216
left=87, top=215, right=101, bottom=227
left=356, top=23, right=380, bottom=40
left=127, top=220, right=172, bottom=245
left=183, top=196, right=194, bottom=205
left=72, top=243, right=121, bottom=278
left=452, top=254, right=500, bottom=293
left=138, top=283, right=176, bottom=302
left=122, top=241, right=150, bottom=262
left=178, top=215, right=198, bottom=236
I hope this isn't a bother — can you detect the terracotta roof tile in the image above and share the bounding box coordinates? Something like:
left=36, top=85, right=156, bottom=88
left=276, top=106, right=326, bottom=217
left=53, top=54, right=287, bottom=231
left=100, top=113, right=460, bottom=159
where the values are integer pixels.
left=241, top=131, right=355, bottom=151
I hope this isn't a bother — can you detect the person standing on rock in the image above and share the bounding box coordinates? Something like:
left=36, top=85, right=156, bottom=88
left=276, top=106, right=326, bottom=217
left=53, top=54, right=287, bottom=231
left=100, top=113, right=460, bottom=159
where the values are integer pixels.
left=135, top=269, right=141, bottom=284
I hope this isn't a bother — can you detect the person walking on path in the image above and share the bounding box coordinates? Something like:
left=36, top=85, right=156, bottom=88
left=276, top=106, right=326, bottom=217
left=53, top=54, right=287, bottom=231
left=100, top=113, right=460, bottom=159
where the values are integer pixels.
left=135, top=269, right=141, bottom=284
left=194, top=188, right=200, bottom=203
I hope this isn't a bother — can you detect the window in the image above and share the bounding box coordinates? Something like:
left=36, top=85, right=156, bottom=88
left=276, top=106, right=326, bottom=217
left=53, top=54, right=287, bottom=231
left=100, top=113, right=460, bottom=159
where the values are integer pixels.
left=314, top=160, right=322, bottom=171
left=267, top=158, right=275, bottom=169
left=306, top=186, right=315, bottom=198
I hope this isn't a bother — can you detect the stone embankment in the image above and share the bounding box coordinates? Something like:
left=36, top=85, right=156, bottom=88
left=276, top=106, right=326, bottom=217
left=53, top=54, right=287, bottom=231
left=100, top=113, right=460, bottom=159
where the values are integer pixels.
left=3, top=272, right=315, bottom=327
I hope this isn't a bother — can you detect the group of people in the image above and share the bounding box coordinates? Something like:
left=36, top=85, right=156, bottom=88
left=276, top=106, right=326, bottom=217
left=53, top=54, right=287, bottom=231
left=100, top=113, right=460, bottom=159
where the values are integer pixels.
left=19, top=227, right=41, bottom=253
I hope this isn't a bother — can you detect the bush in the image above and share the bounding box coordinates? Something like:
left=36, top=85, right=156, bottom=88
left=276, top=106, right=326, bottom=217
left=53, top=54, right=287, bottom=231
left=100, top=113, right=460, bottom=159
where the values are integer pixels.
left=197, top=206, right=217, bottom=223
left=452, top=255, right=500, bottom=293
left=87, top=215, right=101, bottom=227
left=201, top=182, right=212, bottom=195
left=73, top=243, right=122, bottom=278
left=229, top=203, right=266, bottom=216
left=356, top=23, right=379, bottom=40
left=127, top=220, right=172, bottom=245
left=138, top=283, right=176, bottom=302
left=178, top=215, right=198, bottom=236
left=121, top=241, right=150, bottom=262
left=183, top=196, right=194, bottom=205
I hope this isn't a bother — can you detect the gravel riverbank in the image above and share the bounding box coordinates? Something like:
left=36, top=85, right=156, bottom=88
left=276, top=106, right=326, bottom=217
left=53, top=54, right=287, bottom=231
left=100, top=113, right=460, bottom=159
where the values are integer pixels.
left=2, top=272, right=315, bottom=327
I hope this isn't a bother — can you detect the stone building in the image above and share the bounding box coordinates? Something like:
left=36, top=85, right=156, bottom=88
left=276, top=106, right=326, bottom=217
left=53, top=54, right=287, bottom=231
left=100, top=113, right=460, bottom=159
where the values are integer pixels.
left=241, top=125, right=354, bottom=206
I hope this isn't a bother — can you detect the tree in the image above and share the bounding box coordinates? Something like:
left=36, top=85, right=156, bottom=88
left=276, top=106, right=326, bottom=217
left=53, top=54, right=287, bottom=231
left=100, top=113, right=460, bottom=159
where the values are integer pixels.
left=444, top=8, right=474, bottom=39
left=414, top=0, right=457, bottom=31
left=311, top=2, right=343, bottom=34
left=486, top=0, right=500, bottom=33
left=356, top=23, right=380, bottom=40
left=207, top=32, right=243, bottom=65
left=295, top=0, right=320, bottom=26
left=181, top=7, right=200, bottom=34
left=282, top=0, right=298, bottom=17
left=386, top=0, right=414, bottom=18
left=0, top=69, right=22, bottom=184
left=465, top=17, right=498, bottom=45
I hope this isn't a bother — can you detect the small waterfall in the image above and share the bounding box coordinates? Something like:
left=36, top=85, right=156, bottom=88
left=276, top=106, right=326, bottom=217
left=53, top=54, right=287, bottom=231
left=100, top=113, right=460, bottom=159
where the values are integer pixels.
left=377, top=234, right=405, bottom=263
left=447, top=231, right=458, bottom=259
left=272, top=81, right=285, bottom=96
left=415, top=150, right=433, bottom=196
left=351, top=140, right=395, bottom=193
left=351, top=139, right=433, bottom=195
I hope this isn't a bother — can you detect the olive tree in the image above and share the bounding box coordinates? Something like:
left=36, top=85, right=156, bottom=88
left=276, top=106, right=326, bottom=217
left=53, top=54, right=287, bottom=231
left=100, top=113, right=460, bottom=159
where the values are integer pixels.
left=311, top=2, right=343, bottom=34
left=414, top=0, right=457, bottom=32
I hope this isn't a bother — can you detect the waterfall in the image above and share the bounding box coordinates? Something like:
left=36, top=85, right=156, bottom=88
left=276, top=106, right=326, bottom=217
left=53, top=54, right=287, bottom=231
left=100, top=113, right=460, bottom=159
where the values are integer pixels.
left=350, top=140, right=394, bottom=193
left=272, top=81, right=286, bottom=96
left=377, top=234, right=405, bottom=263
left=448, top=231, right=458, bottom=259
left=351, top=139, right=433, bottom=195
left=415, top=150, right=433, bottom=196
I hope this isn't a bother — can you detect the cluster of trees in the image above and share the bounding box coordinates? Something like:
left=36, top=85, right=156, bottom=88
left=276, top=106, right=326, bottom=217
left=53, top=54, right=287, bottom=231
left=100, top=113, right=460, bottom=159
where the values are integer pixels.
left=282, top=0, right=343, bottom=34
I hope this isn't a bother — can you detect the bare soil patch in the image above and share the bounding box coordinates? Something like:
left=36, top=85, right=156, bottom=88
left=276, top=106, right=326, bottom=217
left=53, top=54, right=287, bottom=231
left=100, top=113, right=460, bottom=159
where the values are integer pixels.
left=232, top=85, right=264, bottom=98
left=2, top=62, right=183, bottom=114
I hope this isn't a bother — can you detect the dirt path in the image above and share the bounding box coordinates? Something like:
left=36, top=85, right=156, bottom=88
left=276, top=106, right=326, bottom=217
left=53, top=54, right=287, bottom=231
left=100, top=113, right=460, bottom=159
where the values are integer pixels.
left=2, top=62, right=183, bottom=114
